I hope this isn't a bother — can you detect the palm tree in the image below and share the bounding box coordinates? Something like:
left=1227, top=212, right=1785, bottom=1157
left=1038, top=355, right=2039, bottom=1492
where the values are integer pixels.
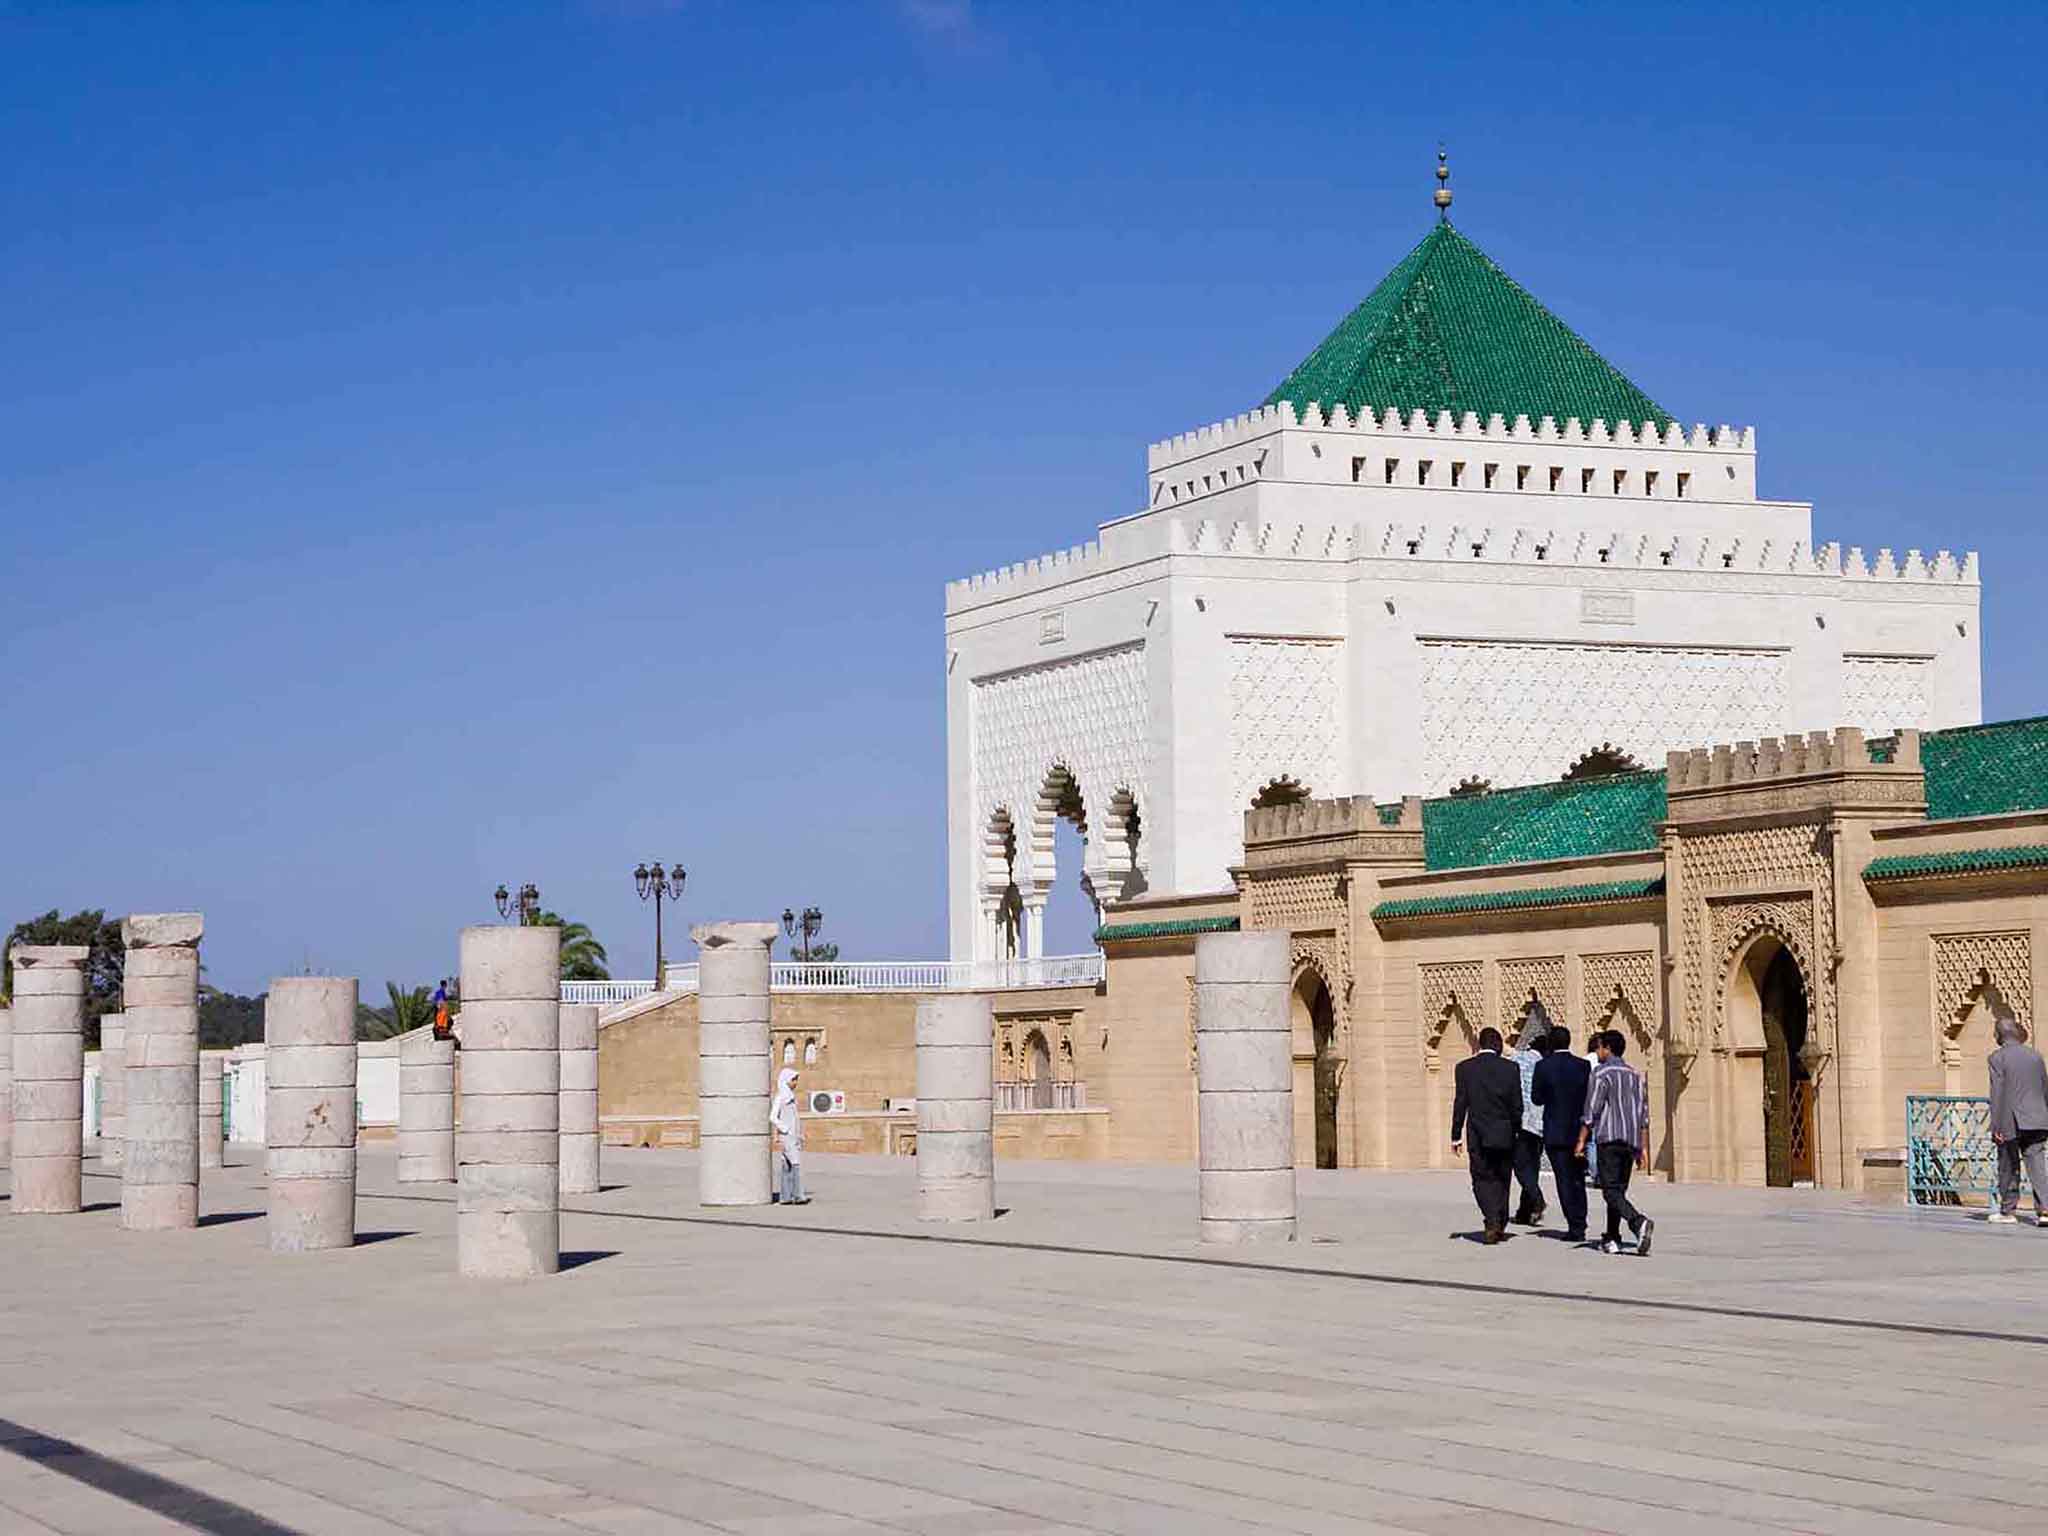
left=528, top=911, right=610, bottom=981
left=357, top=982, right=435, bottom=1040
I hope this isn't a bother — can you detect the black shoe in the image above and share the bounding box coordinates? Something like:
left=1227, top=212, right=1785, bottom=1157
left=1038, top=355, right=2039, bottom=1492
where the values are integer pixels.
left=1635, top=1217, right=1654, bottom=1257
left=1565, top=1228, right=1587, bottom=1243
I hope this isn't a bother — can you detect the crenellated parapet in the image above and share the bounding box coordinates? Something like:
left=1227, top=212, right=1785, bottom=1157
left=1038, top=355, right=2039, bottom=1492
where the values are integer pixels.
left=1241, top=793, right=1423, bottom=873
left=1665, top=726, right=1927, bottom=822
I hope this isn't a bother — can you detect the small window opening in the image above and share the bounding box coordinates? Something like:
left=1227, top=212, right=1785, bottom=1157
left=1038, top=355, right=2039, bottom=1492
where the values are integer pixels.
left=1405, top=539, right=1420, bottom=555
left=1598, top=547, right=1611, bottom=564
left=1534, top=544, right=1548, bottom=561
left=1516, top=464, right=1531, bottom=490
left=1450, top=461, right=1466, bottom=488
left=1483, top=462, right=1499, bottom=489
left=1580, top=467, right=1595, bottom=494
left=1659, top=547, right=1673, bottom=566
left=1722, top=552, right=1736, bottom=568
left=1471, top=542, right=1483, bottom=558
left=1384, top=458, right=1399, bottom=485
left=1677, top=471, right=1691, bottom=499
left=1549, top=466, right=1564, bottom=492
left=1645, top=470, right=1660, bottom=496
left=1351, top=456, right=1367, bottom=484
left=1418, top=459, right=1434, bottom=485
left=1612, top=469, right=1627, bottom=495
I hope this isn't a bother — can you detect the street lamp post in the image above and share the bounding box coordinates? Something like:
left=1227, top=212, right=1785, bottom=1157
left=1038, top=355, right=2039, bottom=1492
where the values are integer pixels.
left=494, top=882, right=541, bottom=925
left=634, top=862, right=686, bottom=990
left=781, top=905, right=823, bottom=963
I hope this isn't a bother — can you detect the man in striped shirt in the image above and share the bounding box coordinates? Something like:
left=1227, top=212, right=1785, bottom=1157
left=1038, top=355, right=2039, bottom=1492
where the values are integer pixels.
left=1575, top=1029, right=1655, bottom=1257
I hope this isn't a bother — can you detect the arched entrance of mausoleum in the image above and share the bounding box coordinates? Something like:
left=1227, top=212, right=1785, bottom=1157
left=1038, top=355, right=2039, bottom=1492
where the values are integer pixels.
left=1290, top=966, right=1340, bottom=1169
left=1725, top=934, right=1816, bottom=1187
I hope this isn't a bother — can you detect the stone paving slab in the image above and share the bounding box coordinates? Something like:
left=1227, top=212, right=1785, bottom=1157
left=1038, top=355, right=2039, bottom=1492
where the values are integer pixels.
left=2, top=1145, right=2045, bottom=1534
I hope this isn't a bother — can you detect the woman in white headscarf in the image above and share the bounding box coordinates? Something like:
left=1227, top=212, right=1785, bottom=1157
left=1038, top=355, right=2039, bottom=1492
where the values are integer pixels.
left=769, top=1067, right=808, bottom=1205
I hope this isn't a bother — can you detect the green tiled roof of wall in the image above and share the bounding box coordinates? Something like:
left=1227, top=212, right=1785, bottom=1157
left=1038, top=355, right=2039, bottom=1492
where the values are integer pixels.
left=1265, top=223, right=1675, bottom=430
left=1864, top=845, right=2048, bottom=883
left=1421, top=771, right=1667, bottom=871
left=1922, top=717, right=2048, bottom=821
left=1372, top=878, right=1664, bottom=922
left=1093, top=916, right=1241, bottom=943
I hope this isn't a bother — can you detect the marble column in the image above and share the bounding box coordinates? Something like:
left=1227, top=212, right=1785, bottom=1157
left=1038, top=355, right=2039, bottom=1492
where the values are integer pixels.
left=0, top=1004, right=12, bottom=1177
left=122, top=913, right=203, bottom=1232
left=693, top=921, right=777, bottom=1208
left=98, top=1013, right=126, bottom=1169
left=7, top=945, right=88, bottom=1214
left=1195, top=931, right=1296, bottom=1245
left=198, top=1054, right=225, bottom=1170
left=457, top=925, right=559, bottom=1278
left=398, top=1028, right=456, bottom=1182
left=915, top=994, right=994, bottom=1222
left=558, top=1003, right=600, bottom=1196
left=265, top=977, right=358, bottom=1251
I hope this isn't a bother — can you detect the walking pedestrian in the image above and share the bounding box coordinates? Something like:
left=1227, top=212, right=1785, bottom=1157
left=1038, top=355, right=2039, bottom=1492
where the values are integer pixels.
left=1451, top=1027, right=1522, bottom=1244
left=1576, top=1029, right=1654, bottom=1256
left=1510, top=1012, right=1550, bottom=1226
left=1531, top=1024, right=1592, bottom=1241
left=1987, top=1017, right=2048, bottom=1226
left=769, top=1067, right=809, bottom=1206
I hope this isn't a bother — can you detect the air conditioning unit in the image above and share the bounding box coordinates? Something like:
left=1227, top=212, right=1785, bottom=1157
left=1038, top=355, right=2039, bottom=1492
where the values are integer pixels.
left=885, top=1097, right=917, bottom=1115
left=808, top=1089, right=847, bottom=1115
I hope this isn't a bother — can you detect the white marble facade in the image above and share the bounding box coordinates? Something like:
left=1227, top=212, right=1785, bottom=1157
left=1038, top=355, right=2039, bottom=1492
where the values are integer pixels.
left=944, top=403, right=1982, bottom=960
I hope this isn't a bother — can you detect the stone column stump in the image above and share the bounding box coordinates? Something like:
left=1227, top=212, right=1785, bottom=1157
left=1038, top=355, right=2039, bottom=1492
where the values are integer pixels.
left=198, top=1054, right=224, bottom=1170
left=398, top=1028, right=456, bottom=1182
left=558, top=1003, right=600, bottom=1196
left=265, top=978, right=358, bottom=1251
left=98, top=1013, right=126, bottom=1170
left=915, top=994, right=994, bottom=1222
left=0, top=1004, right=13, bottom=1177
left=693, top=921, right=778, bottom=1208
left=1195, top=931, right=1296, bottom=1245
left=122, top=913, right=204, bottom=1232
left=457, top=925, right=560, bottom=1278
left=8, top=945, right=88, bottom=1214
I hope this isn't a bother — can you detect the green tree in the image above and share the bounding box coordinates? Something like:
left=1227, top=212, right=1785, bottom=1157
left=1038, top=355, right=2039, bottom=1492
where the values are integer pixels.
left=3, top=909, right=125, bottom=1045
left=357, top=982, right=437, bottom=1040
left=198, top=987, right=266, bottom=1048
left=527, top=910, right=610, bottom=981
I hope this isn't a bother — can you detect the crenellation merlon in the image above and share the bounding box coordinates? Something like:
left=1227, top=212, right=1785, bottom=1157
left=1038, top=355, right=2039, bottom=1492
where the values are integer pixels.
left=1665, top=726, right=1925, bottom=791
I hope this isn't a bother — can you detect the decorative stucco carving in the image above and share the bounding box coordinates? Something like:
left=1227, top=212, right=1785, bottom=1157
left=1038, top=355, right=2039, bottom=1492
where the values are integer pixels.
left=1420, top=960, right=1483, bottom=1071
left=972, top=644, right=1148, bottom=893
left=1418, top=639, right=1788, bottom=795
left=1676, top=823, right=1837, bottom=1057
left=1582, top=950, right=1659, bottom=1047
left=1842, top=655, right=1932, bottom=736
left=1229, top=636, right=1342, bottom=813
left=1933, top=932, right=2031, bottom=1059
left=1497, top=956, right=1567, bottom=1037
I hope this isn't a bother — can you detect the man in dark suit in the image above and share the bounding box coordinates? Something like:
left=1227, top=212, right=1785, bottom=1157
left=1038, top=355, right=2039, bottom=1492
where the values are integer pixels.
left=1531, top=1024, right=1593, bottom=1241
left=1451, top=1026, right=1523, bottom=1243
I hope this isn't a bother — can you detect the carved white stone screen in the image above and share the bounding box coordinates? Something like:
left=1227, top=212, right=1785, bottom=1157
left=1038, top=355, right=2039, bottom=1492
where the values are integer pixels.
left=972, top=643, right=1148, bottom=849
left=1842, top=655, right=1931, bottom=735
left=1418, top=639, right=1788, bottom=794
left=1229, top=636, right=1343, bottom=810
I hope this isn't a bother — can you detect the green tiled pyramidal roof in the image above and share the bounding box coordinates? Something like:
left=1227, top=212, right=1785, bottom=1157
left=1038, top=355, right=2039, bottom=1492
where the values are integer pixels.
left=1373, top=878, right=1664, bottom=922
left=1422, top=771, right=1667, bottom=872
left=1265, top=222, right=1675, bottom=430
left=1922, top=716, right=2048, bottom=821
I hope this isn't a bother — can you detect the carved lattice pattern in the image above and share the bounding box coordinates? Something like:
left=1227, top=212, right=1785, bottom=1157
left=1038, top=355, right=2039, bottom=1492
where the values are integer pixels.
left=1842, top=655, right=1932, bottom=736
left=1246, top=868, right=1352, bottom=1015
left=1933, top=931, right=2032, bottom=1052
left=1497, top=955, right=1567, bottom=1037
left=1229, top=637, right=1342, bottom=812
left=972, top=645, right=1148, bottom=890
left=1582, top=950, right=1659, bottom=1046
left=1419, top=639, right=1787, bottom=795
left=1420, top=960, right=1483, bottom=1069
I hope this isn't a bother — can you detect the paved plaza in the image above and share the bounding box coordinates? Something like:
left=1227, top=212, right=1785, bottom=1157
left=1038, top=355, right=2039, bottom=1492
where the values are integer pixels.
left=4, top=1147, right=2047, bottom=1535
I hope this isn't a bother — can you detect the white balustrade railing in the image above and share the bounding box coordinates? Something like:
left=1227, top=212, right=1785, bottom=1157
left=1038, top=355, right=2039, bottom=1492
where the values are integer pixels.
left=560, top=953, right=1103, bottom=1007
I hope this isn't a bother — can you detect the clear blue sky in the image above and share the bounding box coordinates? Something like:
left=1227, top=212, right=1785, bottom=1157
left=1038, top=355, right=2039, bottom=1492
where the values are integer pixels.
left=4, top=1, right=2044, bottom=994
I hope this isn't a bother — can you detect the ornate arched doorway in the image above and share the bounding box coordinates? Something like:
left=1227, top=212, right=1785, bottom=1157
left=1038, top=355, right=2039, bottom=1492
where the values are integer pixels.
left=1022, top=1028, right=1054, bottom=1110
left=1727, top=934, right=1815, bottom=1186
left=1290, top=968, right=1339, bottom=1168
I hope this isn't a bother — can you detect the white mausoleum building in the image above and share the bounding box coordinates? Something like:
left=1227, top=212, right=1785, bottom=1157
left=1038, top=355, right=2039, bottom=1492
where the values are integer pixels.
left=944, top=202, right=1981, bottom=962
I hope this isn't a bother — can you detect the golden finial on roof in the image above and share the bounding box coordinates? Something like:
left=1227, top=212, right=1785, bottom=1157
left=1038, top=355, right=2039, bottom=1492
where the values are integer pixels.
left=1434, top=146, right=1453, bottom=221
